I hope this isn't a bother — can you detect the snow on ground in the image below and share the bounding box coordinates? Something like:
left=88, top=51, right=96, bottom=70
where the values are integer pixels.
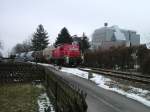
left=38, top=93, right=55, bottom=112
left=38, top=63, right=54, bottom=67
left=61, top=67, right=89, bottom=79
left=36, top=84, right=55, bottom=112
left=81, top=68, right=92, bottom=70
left=60, top=67, right=150, bottom=107
left=29, top=62, right=57, bottom=69
left=91, top=73, right=150, bottom=107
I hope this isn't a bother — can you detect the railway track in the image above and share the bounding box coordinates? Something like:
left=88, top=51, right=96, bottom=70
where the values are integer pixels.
left=79, top=67, right=150, bottom=84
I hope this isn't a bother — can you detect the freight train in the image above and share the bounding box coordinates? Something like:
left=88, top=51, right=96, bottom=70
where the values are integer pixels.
left=15, top=43, right=83, bottom=66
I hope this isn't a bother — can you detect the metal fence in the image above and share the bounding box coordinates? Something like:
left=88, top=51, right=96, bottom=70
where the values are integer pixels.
left=45, top=67, right=87, bottom=112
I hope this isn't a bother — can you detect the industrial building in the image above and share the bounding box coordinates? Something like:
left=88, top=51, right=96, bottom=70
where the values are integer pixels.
left=91, top=24, right=140, bottom=49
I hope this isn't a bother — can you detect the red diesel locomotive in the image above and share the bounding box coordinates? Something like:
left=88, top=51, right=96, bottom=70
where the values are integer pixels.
left=51, top=44, right=82, bottom=65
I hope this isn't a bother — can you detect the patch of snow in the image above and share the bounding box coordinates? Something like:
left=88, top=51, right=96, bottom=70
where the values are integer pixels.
left=91, top=73, right=150, bottom=107
left=60, top=67, right=89, bottom=79
left=80, top=68, right=91, bottom=70
left=38, top=93, right=55, bottom=112
left=36, top=84, right=44, bottom=89
left=90, top=73, right=111, bottom=89
left=37, top=63, right=54, bottom=67
left=28, top=62, right=53, bottom=67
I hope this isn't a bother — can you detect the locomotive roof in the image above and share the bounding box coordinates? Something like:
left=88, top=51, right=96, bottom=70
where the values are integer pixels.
left=56, top=43, right=78, bottom=47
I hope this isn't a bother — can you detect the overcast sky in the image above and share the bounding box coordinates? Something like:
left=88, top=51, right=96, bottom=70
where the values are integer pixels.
left=0, top=0, right=150, bottom=55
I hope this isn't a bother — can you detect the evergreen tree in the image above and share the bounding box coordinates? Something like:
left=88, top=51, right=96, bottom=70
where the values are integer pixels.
left=55, top=27, right=72, bottom=46
left=32, top=24, right=49, bottom=51
left=80, top=33, right=90, bottom=53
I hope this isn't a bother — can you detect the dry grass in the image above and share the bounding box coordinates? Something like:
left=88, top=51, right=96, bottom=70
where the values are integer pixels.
left=0, top=83, right=43, bottom=112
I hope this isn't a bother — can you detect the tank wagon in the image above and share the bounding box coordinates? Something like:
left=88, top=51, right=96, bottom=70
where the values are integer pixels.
left=26, top=51, right=34, bottom=61
left=15, top=52, right=27, bottom=62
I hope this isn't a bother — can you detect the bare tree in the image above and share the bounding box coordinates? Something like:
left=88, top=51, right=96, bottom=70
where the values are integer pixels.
left=12, top=38, right=32, bottom=54
left=22, top=38, right=32, bottom=52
